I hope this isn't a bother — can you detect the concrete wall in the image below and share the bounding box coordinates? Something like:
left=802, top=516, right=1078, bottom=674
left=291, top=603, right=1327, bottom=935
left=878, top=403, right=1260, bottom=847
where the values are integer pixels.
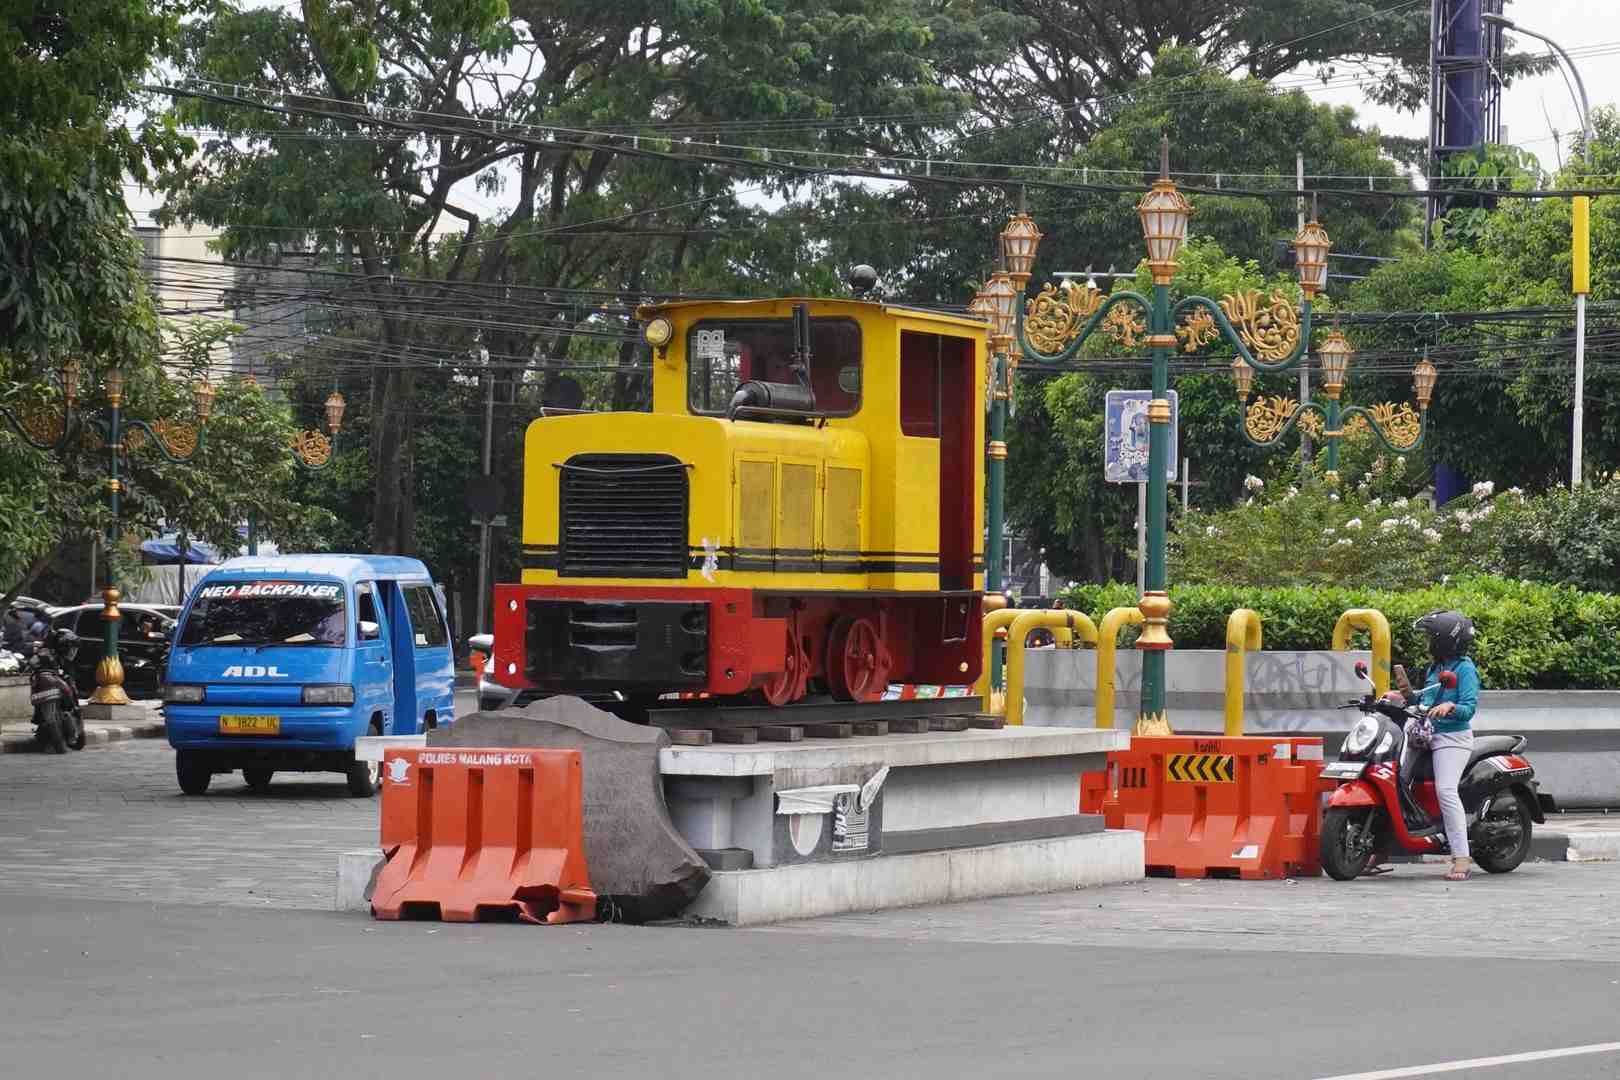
left=0, top=676, right=29, bottom=722
left=1023, top=648, right=1620, bottom=808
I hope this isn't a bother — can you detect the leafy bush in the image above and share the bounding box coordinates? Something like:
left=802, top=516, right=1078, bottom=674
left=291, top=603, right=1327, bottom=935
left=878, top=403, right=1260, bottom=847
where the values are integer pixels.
left=1060, top=575, right=1620, bottom=691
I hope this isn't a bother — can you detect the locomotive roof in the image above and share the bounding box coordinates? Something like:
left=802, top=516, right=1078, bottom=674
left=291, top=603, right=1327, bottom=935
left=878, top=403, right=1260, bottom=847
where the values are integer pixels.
left=636, top=297, right=987, bottom=331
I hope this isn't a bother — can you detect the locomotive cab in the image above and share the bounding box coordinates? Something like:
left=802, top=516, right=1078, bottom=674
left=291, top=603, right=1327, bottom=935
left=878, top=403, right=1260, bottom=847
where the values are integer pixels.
left=491, top=296, right=988, bottom=707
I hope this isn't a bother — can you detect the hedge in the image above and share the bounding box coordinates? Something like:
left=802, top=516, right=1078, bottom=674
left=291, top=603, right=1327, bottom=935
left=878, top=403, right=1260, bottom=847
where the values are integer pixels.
left=1058, top=575, right=1620, bottom=691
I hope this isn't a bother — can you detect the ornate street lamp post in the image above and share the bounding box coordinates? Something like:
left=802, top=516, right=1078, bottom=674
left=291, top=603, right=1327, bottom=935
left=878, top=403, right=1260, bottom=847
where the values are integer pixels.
left=1, top=363, right=213, bottom=708
left=1006, top=137, right=1329, bottom=733
left=248, top=385, right=349, bottom=555
left=1234, top=330, right=1435, bottom=472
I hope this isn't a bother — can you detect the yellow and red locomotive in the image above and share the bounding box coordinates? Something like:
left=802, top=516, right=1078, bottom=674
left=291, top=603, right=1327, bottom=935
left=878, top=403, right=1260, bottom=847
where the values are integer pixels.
left=490, top=294, right=987, bottom=706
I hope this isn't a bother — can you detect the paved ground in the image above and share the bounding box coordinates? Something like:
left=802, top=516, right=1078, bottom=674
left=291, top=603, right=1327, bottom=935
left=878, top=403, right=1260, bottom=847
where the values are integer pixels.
left=4, top=730, right=1620, bottom=1078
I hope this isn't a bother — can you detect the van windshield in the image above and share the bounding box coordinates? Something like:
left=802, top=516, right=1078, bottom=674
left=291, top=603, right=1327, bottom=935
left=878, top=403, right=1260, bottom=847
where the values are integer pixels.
left=179, top=580, right=347, bottom=647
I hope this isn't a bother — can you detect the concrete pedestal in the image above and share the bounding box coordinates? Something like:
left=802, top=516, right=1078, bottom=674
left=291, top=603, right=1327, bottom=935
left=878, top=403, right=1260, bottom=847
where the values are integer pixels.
left=81, top=702, right=153, bottom=724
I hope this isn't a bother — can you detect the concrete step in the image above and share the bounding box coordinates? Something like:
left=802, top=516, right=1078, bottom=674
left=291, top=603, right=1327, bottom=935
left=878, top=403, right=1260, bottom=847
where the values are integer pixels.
left=1, top=704, right=166, bottom=754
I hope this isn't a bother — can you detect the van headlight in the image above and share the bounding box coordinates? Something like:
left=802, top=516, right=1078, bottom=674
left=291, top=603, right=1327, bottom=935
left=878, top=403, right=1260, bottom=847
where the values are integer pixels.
left=302, top=684, right=356, bottom=705
left=164, top=684, right=205, bottom=704
left=1344, top=716, right=1379, bottom=756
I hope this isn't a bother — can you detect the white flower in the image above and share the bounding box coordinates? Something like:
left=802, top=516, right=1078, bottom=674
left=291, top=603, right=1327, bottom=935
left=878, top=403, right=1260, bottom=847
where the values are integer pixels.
left=1393, top=496, right=1410, bottom=509
left=1362, top=473, right=1375, bottom=486
left=1322, top=527, right=1337, bottom=537
left=1423, top=528, right=1442, bottom=543
left=1506, top=486, right=1524, bottom=499
left=1243, top=475, right=1264, bottom=493
left=1478, top=503, right=1495, bottom=518
left=1367, top=498, right=1382, bottom=509
left=1205, top=526, right=1221, bottom=538
left=1454, top=509, right=1470, bottom=523
left=1287, top=486, right=1299, bottom=497
left=1379, top=518, right=1399, bottom=531
left=1473, top=480, right=1495, bottom=499
left=1461, top=522, right=1473, bottom=534
left=1403, top=515, right=1421, bottom=530
left=1335, top=538, right=1354, bottom=547
left=1329, top=492, right=1340, bottom=502
left=1344, top=518, right=1363, bottom=530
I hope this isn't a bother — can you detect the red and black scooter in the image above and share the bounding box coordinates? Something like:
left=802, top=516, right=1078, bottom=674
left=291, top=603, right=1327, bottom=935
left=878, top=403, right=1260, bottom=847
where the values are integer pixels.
left=1319, top=661, right=1550, bottom=880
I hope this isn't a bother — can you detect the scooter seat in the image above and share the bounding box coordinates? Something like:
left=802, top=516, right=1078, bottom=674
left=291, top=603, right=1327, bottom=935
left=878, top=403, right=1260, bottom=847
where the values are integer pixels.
left=1407, top=734, right=1526, bottom=781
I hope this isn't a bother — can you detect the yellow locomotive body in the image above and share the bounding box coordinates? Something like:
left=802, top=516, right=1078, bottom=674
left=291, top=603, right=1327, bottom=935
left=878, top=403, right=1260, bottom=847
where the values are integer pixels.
left=492, top=297, right=987, bottom=704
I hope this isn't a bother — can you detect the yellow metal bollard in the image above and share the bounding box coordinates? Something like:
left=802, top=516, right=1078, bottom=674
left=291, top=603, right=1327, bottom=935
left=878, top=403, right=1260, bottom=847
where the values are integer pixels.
left=1004, top=610, right=1099, bottom=726
left=1333, top=609, right=1391, bottom=695
left=976, top=607, right=1023, bottom=708
left=1095, top=607, right=1143, bottom=729
left=1223, top=608, right=1263, bottom=737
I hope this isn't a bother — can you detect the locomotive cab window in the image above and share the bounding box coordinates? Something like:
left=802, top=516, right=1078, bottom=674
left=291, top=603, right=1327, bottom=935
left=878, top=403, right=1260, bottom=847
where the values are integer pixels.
left=687, top=318, right=861, bottom=416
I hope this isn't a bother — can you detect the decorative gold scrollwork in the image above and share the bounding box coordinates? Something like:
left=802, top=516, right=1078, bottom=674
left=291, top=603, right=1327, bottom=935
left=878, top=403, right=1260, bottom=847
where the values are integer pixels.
left=291, top=429, right=333, bottom=468
left=1244, top=395, right=1301, bottom=444
left=1021, top=280, right=1103, bottom=353
left=1297, top=410, right=1324, bottom=439
left=1175, top=308, right=1218, bottom=353
left=123, top=426, right=148, bottom=452
left=1343, top=413, right=1371, bottom=438
left=1369, top=402, right=1422, bottom=450
left=1218, top=289, right=1301, bottom=363
left=1100, top=301, right=1147, bottom=349
left=150, top=420, right=199, bottom=458
left=19, top=406, right=64, bottom=446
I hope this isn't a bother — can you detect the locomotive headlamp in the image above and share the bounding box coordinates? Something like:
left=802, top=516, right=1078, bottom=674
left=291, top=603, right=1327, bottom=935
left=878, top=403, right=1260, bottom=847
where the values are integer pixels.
left=1344, top=716, right=1379, bottom=756
left=642, top=317, right=673, bottom=349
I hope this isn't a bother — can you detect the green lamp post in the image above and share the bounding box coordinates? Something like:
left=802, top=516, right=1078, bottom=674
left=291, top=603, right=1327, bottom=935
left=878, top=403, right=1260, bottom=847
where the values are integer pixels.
left=1, top=362, right=214, bottom=707
left=1006, top=137, right=1331, bottom=733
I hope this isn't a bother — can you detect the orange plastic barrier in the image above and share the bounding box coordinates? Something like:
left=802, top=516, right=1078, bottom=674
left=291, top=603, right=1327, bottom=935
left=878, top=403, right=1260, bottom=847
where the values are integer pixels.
left=1085, top=736, right=1325, bottom=880
left=372, top=747, right=597, bottom=924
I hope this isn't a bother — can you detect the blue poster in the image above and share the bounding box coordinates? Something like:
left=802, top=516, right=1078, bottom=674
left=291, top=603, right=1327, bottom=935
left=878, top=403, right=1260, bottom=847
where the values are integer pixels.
left=1104, top=390, right=1178, bottom=484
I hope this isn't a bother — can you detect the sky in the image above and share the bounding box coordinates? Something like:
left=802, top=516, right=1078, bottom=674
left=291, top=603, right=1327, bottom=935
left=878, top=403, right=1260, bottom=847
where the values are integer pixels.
left=1311, top=1, right=1620, bottom=175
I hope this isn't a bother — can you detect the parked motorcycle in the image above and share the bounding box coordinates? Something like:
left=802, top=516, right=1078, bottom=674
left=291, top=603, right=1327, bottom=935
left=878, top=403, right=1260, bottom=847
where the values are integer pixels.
left=1319, top=661, right=1548, bottom=880
left=25, top=629, right=85, bottom=754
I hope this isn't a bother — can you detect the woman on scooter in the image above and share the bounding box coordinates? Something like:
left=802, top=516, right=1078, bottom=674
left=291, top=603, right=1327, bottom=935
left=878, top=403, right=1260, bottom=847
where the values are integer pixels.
left=1392, top=610, right=1480, bottom=881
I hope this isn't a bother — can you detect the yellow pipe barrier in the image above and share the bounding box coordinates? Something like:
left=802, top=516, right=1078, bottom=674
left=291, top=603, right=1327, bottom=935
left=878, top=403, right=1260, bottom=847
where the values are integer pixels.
left=1005, top=610, right=1099, bottom=726
left=1333, top=608, right=1392, bottom=696
left=976, top=607, right=1024, bottom=707
left=1223, top=608, right=1263, bottom=737
left=1095, top=607, right=1143, bottom=729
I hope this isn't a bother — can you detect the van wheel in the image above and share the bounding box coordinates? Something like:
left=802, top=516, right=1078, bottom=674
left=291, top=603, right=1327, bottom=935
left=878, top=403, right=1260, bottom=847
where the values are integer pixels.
left=177, top=750, right=211, bottom=796
left=243, top=768, right=274, bottom=792
left=346, top=718, right=382, bottom=797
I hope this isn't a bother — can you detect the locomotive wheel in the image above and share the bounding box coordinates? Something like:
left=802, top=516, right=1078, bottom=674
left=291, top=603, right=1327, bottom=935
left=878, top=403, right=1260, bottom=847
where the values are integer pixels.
left=755, top=621, right=809, bottom=706
left=827, top=616, right=891, bottom=702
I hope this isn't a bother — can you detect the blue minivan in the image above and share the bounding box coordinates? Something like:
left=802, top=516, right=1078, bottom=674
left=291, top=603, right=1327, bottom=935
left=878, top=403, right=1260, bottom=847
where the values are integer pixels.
left=164, top=555, right=456, bottom=796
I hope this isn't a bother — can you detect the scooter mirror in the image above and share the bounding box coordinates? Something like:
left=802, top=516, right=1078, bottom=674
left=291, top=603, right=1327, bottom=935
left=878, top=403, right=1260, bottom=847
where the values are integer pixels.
left=1353, top=660, right=1369, bottom=680
left=1439, top=671, right=1458, bottom=689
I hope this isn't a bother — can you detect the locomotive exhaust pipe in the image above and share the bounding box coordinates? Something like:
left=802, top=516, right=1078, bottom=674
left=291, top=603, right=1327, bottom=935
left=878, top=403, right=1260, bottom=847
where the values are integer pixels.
left=727, top=302, right=818, bottom=419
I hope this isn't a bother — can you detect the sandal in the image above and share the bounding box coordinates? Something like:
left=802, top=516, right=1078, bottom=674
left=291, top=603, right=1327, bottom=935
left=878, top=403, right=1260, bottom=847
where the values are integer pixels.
left=1445, top=857, right=1472, bottom=881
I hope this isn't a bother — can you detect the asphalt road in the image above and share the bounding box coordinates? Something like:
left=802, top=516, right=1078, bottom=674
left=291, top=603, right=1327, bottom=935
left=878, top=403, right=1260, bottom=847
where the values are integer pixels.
left=3, top=731, right=1619, bottom=1079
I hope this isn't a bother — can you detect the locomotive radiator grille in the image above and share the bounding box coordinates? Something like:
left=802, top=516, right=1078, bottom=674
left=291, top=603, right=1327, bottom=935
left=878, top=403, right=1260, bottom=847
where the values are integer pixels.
left=558, top=453, right=689, bottom=578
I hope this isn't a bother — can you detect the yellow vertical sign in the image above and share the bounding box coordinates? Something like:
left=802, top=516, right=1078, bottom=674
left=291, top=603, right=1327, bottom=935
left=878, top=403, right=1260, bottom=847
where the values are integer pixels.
left=1573, top=195, right=1591, bottom=296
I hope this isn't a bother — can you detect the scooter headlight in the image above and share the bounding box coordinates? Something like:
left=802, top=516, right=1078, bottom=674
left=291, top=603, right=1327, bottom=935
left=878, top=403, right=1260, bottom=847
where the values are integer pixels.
left=1375, top=730, right=1395, bottom=756
left=1344, top=716, right=1379, bottom=756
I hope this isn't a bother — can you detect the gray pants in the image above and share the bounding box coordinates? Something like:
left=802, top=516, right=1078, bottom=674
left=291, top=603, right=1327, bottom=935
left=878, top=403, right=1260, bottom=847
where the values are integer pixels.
left=1401, top=727, right=1474, bottom=859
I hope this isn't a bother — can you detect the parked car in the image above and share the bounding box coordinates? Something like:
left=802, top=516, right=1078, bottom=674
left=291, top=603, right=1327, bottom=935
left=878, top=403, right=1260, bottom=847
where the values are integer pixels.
left=47, top=603, right=176, bottom=700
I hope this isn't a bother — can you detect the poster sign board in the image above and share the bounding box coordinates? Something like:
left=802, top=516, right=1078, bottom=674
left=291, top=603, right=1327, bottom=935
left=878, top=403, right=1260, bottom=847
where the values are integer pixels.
left=1104, top=390, right=1178, bottom=483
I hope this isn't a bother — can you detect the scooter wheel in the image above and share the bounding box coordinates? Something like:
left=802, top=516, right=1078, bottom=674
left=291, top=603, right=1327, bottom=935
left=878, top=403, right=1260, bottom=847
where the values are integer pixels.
left=1473, top=790, right=1534, bottom=874
left=1322, top=806, right=1378, bottom=881
left=33, top=702, right=67, bottom=755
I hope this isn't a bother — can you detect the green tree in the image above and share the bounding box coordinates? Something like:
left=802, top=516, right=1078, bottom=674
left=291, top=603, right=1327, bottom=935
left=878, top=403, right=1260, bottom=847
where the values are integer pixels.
left=0, top=0, right=194, bottom=362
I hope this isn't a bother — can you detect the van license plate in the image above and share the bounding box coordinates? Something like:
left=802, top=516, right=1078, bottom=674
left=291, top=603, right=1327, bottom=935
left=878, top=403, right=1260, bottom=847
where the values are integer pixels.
left=219, top=715, right=279, bottom=735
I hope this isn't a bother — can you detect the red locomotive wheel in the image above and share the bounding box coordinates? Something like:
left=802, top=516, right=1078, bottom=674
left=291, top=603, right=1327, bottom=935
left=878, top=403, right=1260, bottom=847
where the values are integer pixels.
left=827, top=616, right=890, bottom=702
left=756, top=622, right=810, bottom=706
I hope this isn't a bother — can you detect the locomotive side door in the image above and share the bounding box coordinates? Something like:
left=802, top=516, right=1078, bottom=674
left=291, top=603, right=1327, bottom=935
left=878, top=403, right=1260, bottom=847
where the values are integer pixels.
left=899, top=330, right=976, bottom=592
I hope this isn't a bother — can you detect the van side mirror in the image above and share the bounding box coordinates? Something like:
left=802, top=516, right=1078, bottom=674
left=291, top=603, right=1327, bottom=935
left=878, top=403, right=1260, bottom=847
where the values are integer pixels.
left=1439, top=671, right=1458, bottom=689
left=359, top=620, right=381, bottom=641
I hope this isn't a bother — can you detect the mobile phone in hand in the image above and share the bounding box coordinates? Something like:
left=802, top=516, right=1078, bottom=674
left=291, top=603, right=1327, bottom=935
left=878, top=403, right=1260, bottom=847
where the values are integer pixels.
left=1394, top=664, right=1413, bottom=693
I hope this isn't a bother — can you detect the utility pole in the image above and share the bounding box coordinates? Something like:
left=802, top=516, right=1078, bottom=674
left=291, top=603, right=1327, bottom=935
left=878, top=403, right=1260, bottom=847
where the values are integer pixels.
left=474, top=342, right=494, bottom=634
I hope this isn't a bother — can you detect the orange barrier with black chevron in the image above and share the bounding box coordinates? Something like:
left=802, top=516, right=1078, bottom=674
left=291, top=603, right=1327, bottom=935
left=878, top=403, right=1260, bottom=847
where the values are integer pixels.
left=372, top=746, right=597, bottom=924
left=1082, top=736, right=1325, bottom=880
